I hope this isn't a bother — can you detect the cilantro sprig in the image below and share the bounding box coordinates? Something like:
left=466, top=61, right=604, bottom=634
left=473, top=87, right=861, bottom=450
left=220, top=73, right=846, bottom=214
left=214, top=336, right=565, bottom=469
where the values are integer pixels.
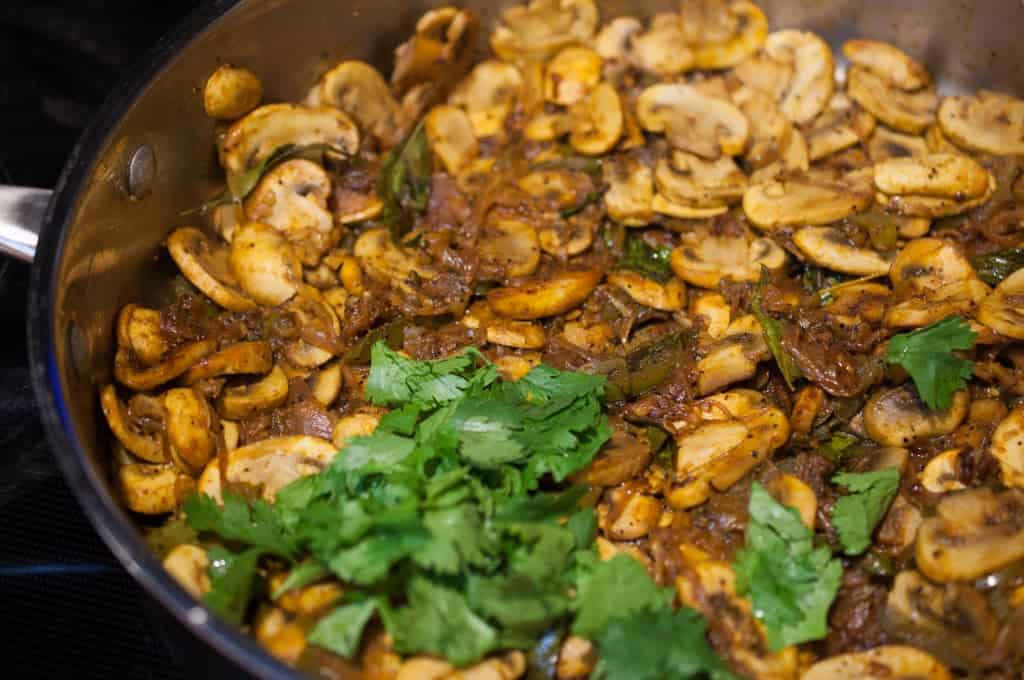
left=831, top=468, right=901, bottom=555
left=885, top=316, right=977, bottom=410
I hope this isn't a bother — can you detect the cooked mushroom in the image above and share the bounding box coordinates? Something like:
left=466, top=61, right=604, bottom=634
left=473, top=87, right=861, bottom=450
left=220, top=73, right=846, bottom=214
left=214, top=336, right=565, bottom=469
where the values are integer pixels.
left=163, top=544, right=211, bottom=599
left=244, top=159, right=336, bottom=266
left=696, top=315, right=770, bottom=395
left=181, top=341, right=274, bottom=385
left=874, top=153, right=992, bottom=202
left=847, top=66, right=938, bottom=134
left=605, top=488, right=662, bottom=540
left=117, top=454, right=194, bottom=515
left=988, top=405, right=1024, bottom=488
left=100, top=385, right=165, bottom=464
left=487, top=269, right=602, bottom=320
left=651, top=194, right=728, bottom=219
left=689, top=1, right=768, bottom=69
left=556, top=636, right=596, bottom=679
left=606, top=270, right=685, bottom=311
left=569, top=81, right=623, bottom=155
left=166, top=227, right=257, bottom=311
left=671, top=225, right=785, bottom=288
left=228, top=222, right=303, bottom=306
left=218, top=104, right=360, bottom=181
left=691, top=292, right=732, bottom=339
left=332, top=411, right=382, bottom=449
left=842, top=39, right=931, bottom=92
left=197, top=435, right=337, bottom=503
left=920, top=448, right=968, bottom=494
left=491, top=0, right=599, bottom=62
left=885, top=238, right=990, bottom=328
left=204, top=64, right=263, bottom=120
left=544, top=46, right=603, bottom=105
left=762, top=30, right=835, bottom=125
left=216, top=364, right=290, bottom=420
left=742, top=173, right=873, bottom=230
left=937, top=90, right=1024, bottom=156
left=977, top=266, right=1024, bottom=340
left=863, top=383, right=970, bottom=447
left=450, top=60, right=523, bottom=138
left=353, top=228, right=440, bottom=302
left=915, top=487, right=1024, bottom=582
left=867, top=126, right=931, bottom=162
left=307, top=61, right=400, bottom=144
left=282, top=286, right=341, bottom=368
left=793, top=226, right=894, bottom=277
left=629, top=13, right=694, bottom=76
left=524, top=111, right=573, bottom=141
left=164, top=387, right=217, bottom=477
left=114, top=332, right=217, bottom=393
left=425, top=105, right=479, bottom=176
left=478, top=218, right=541, bottom=281
left=117, top=304, right=167, bottom=367
left=636, top=83, right=749, bottom=159
left=765, top=473, right=817, bottom=528
left=654, top=152, right=747, bottom=209
left=802, top=645, right=951, bottom=680
left=603, top=157, right=655, bottom=226
left=464, top=301, right=547, bottom=349
left=667, top=389, right=789, bottom=508
left=805, top=93, right=877, bottom=162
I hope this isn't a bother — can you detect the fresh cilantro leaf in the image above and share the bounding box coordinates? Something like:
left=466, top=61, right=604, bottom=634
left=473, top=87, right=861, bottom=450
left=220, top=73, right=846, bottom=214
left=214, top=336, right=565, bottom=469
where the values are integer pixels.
left=377, top=119, right=432, bottom=241
left=415, top=505, right=497, bottom=574
left=819, top=432, right=859, bottom=464
left=308, top=600, right=379, bottom=659
left=204, top=547, right=263, bottom=626
left=618, top=234, right=673, bottom=283
left=466, top=573, right=572, bottom=649
left=752, top=268, right=802, bottom=390
left=572, top=555, right=673, bottom=637
left=271, top=558, right=330, bottom=599
left=831, top=468, right=901, bottom=555
left=327, top=518, right=428, bottom=585
left=366, top=342, right=483, bottom=408
left=734, top=483, right=842, bottom=651
left=593, top=606, right=740, bottom=680
left=885, top=316, right=976, bottom=410
left=566, top=508, right=597, bottom=549
left=971, top=247, right=1024, bottom=286
left=384, top=576, right=499, bottom=666
left=185, top=492, right=296, bottom=559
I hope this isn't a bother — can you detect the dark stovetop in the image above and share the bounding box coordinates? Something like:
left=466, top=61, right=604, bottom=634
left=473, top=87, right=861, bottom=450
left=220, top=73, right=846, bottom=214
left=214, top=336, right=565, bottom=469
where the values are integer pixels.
left=1, top=1, right=202, bottom=677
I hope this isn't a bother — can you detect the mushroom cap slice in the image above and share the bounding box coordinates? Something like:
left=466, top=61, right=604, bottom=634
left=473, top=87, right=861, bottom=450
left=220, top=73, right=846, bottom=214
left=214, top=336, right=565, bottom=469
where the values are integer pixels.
left=915, top=487, right=1024, bottom=582
left=886, top=238, right=990, bottom=328
left=166, top=227, right=257, bottom=311
left=863, top=383, right=969, bottom=446
left=308, top=61, right=400, bottom=145
left=606, top=271, right=685, bottom=311
left=203, top=65, right=263, bottom=120
left=671, top=228, right=785, bottom=289
left=491, top=0, right=599, bottom=62
left=569, top=81, right=624, bottom=156
left=920, top=448, right=968, bottom=494
left=216, top=364, right=290, bottom=420
left=806, top=94, right=877, bottom=162
left=229, top=222, right=303, bottom=306
left=219, top=103, right=360, bottom=180
left=487, top=268, right=602, bottom=320
left=478, top=218, right=541, bottom=281
left=874, top=153, right=992, bottom=201
left=100, top=385, right=165, bottom=464
left=763, top=30, right=835, bottom=124
left=690, top=1, right=768, bottom=70
left=802, top=645, right=951, bottom=680
left=655, top=152, right=747, bottom=208
left=978, top=268, right=1024, bottom=340
left=114, top=335, right=218, bottom=392
left=593, top=16, right=642, bottom=63
left=118, top=461, right=194, bottom=515
left=847, top=66, right=937, bottom=134
left=876, top=173, right=995, bottom=218
left=742, top=176, right=873, bottom=230
left=244, top=159, right=336, bottom=267
left=636, top=83, right=749, bottom=159
left=867, top=125, right=930, bottom=162
left=938, top=90, right=1024, bottom=156
left=181, top=340, right=274, bottom=384
left=354, top=228, right=439, bottom=290
left=118, top=304, right=167, bottom=367
left=544, top=46, right=603, bottom=106
left=164, top=387, right=217, bottom=477
left=197, top=435, right=337, bottom=503
left=630, top=13, right=694, bottom=76
left=425, top=104, right=479, bottom=176
left=449, top=60, right=523, bottom=138
left=651, top=195, right=728, bottom=219
left=696, top=315, right=770, bottom=395
left=842, top=39, right=931, bottom=91
left=989, top=404, right=1024, bottom=488
left=793, top=226, right=894, bottom=277
left=603, top=157, right=655, bottom=226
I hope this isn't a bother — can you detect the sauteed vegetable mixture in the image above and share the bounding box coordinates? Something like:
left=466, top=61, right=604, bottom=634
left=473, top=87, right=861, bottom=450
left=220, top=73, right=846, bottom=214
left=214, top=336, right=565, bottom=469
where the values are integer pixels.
left=102, top=1, right=1024, bottom=677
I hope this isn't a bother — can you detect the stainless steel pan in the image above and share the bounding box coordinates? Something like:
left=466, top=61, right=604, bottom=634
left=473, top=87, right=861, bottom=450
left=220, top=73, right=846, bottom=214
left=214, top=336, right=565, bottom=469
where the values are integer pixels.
left=4, top=0, right=1024, bottom=676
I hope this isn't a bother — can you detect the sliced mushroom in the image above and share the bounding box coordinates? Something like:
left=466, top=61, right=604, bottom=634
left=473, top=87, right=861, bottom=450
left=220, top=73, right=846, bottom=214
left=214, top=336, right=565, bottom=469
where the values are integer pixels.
left=332, top=411, right=382, bottom=449
left=691, top=292, right=732, bottom=339
left=874, top=153, right=992, bottom=201
left=988, top=405, right=1024, bottom=488
left=937, top=90, right=1024, bottom=156
left=556, top=636, right=596, bottom=680
left=593, top=16, right=641, bottom=62
left=524, top=112, right=572, bottom=141
left=689, top=1, right=768, bottom=70
left=117, top=304, right=167, bottom=367
left=655, top=152, right=747, bottom=211
left=765, top=473, right=817, bottom=528
left=629, top=13, right=694, bottom=76
left=197, top=435, right=337, bottom=503
left=449, top=60, right=523, bottom=138
left=283, top=286, right=341, bottom=368
left=166, top=227, right=256, bottom=311
left=916, top=487, right=1024, bottom=582
left=742, top=174, right=873, bottom=230
left=219, top=104, right=360, bottom=180
left=163, top=544, right=211, bottom=599
left=842, top=39, right=931, bottom=91
left=425, top=105, right=479, bottom=176
left=696, top=315, right=770, bottom=395
left=805, top=93, right=877, bottom=162
left=569, top=81, right=623, bottom=155
left=307, top=61, right=400, bottom=144
left=478, top=218, right=541, bottom=281
left=491, top=0, right=599, bottom=62
left=309, top=362, right=342, bottom=408
left=487, top=269, right=602, bottom=320
left=802, top=645, right=951, bottom=680
left=732, top=52, right=793, bottom=103
left=164, top=387, right=217, bottom=477
left=229, top=222, right=303, bottom=306
left=354, top=228, right=439, bottom=298
left=762, top=30, right=834, bottom=124
left=571, top=427, right=652, bottom=487
left=544, top=46, right=602, bottom=105
left=181, top=341, right=273, bottom=384
left=464, top=301, right=548, bottom=349
left=636, top=83, right=749, bottom=159
left=494, top=353, right=543, bottom=382
left=244, top=159, right=336, bottom=266
left=651, top=194, right=728, bottom=219
left=100, top=385, right=165, bottom=463
left=606, top=270, right=685, bottom=311
left=867, top=126, right=931, bottom=162
left=670, top=226, right=785, bottom=288
left=538, top=220, right=594, bottom=258
left=203, top=64, right=263, bottom=120
left=603, top=157, right=655, bottom=226
left=977, top=265, right=1024, bottom=340
left=731, top=85, right=790, bottom=166
left=863, top=383, right=969, bottom=447
left=216, top=364, right=290, bottom=420
left=847, top=66, right=938, bottom=134
left=886, top=238, right=990, bottom=328
left=605, top=489, right=662, bottom=540
left=117, top=457, right=194, bottom=515
left=667, top=389, right=789, bottom=508
left=920, top=448, right=968, bottom=494
left=793, top=226, right=894, bottom=277
left=114, top=334, right=218, bottom=392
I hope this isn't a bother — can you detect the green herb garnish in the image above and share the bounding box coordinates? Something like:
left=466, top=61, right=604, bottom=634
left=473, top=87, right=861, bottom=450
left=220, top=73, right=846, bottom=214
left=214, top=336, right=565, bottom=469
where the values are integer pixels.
left=559, top=191, right=602, bottom=219
left=377, top=119, right=432, bottom=241
left=618, top=235, right=673, bottom=283
left=819, top=432, right=859, bottom=464
left=831, top=468, right=901, bottom=556
left=885, top=316, right=976, bottom=410
left=751, top=268, right=802, bottom=390
left=971, top=248, right=1024, bottom=286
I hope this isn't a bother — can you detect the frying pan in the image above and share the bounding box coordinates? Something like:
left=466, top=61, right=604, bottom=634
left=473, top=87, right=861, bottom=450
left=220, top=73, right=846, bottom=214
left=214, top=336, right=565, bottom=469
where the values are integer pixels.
left=2, top=0, right=1024, bottom=676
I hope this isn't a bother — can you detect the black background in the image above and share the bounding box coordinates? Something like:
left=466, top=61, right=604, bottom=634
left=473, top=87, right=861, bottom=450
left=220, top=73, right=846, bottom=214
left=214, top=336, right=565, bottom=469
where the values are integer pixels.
left=1, top=1, right=201, bottom=677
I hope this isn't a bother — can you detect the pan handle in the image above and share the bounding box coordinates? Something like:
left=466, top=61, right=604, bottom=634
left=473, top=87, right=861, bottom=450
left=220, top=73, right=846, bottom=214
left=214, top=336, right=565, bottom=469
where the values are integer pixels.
left=0, top=186, right=48, bottom=263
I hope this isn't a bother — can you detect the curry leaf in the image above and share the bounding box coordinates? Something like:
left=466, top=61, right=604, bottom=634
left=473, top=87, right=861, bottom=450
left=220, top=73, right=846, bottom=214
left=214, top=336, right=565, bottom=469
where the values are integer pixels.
left=377, top=119, right=432, bottom=241
left=885, top=316, right=976, bottom=410
left=618, top=234, right=673, bottom=283
left=752, top=268, right=802, bottom=390
left=971, top=248, right=1024, bottom=286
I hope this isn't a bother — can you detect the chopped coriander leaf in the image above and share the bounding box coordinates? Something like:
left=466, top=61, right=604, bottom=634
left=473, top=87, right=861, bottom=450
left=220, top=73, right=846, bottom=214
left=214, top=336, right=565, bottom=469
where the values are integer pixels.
left=618, top=234, right=673, bottom=283
left=204, top=547, right=264, bottom=626
left=308, top=600, right=379, bottom=659
left=185, top=492, right=297, bottom=560
left=831, top=468, right=901, bottom=555
left=819, top=432, right=859, bottom=464
left=734, top=483, right=842, bottom=651
left=572, top=554, right=673, bottom=637
left=271, top=558, right=329, bottom=599
left=752, top=268, right=802, bottom=390
left=885, top=316, right=976, bottom=410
